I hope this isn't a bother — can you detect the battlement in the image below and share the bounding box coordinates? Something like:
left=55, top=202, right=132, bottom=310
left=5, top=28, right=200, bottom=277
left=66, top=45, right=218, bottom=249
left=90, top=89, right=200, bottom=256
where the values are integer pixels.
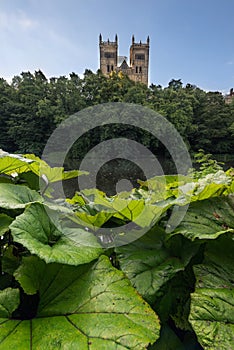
left=100, top=41, right=117, bottom=46
left=99, top=34, right=118, bottom=46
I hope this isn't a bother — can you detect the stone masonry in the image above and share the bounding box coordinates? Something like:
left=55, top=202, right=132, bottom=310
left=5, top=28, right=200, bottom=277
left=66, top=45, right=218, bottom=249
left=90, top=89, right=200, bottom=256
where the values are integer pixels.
left=99, top=34, right=150, bottom=85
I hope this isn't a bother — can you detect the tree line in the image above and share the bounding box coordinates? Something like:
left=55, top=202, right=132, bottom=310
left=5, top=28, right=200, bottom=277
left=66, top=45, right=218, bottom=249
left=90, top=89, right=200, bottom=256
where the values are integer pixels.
left=0, top=69, right=233, bottom=166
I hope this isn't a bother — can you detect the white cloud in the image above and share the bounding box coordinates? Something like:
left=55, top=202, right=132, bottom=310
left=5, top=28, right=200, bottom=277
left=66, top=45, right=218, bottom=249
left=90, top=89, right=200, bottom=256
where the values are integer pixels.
left=0, top=10, right=38, bottom=31
left=0, top=7, right=93, bottom=80
left=18, top=15, right=38, bottom=30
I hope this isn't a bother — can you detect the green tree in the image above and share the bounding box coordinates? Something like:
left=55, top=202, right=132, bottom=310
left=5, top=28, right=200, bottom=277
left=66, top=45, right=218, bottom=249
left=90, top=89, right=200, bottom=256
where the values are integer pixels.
left=7, top=71, right=56, bottom=155
left=0, top=79, right=16, bottom=151
left=190, top=91, right=233, bottom=154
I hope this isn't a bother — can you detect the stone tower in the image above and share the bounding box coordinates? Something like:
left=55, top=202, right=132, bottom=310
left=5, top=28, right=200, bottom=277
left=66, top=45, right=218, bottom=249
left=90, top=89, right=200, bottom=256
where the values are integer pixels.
left=99, top=34, right=150, bottom=85
left=129, top=35, right=150, bottom=85
left=99, top=34, right=118, bottom=75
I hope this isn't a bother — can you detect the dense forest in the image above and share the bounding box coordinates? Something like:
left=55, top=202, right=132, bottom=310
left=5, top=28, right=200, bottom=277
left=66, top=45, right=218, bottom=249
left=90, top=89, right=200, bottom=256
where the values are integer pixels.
left=0, top=69, right=234, bottom=166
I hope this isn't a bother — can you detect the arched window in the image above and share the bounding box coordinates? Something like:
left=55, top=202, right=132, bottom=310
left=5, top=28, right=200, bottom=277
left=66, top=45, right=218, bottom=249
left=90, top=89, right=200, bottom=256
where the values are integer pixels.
left=111, top=65, right=114, bottom=71
left=135, top=66, right=138, bottom=73
left=107, top=65, right=110, bottom=73
left=139, top=66, right=142, bottom=73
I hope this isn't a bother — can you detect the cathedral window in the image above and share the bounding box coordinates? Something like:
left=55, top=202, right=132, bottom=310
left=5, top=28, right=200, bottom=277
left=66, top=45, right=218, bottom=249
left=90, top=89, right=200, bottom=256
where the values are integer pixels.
left=135, top=54, right=145, bottom=60
left=105, top=52, right=115, bottom=58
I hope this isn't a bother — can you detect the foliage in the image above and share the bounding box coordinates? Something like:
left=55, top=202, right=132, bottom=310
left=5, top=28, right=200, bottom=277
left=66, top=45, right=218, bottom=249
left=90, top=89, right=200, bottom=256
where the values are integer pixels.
left=189, top=234, right=234, bottom=349
left=190, top=149, right=224, bottom=178
left=0, top=72, right=233, bottom=167
left=0, top=152, right=234, bottom=348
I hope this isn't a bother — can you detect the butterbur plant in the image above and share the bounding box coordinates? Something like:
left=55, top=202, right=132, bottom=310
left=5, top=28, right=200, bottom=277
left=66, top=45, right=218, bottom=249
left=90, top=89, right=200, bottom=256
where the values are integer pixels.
left=0, top=150, right=234, bottom=349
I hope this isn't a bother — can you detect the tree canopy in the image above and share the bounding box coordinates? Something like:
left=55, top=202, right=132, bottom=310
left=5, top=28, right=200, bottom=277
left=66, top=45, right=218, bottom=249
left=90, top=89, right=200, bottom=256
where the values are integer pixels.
left=0, top=71, right=233, bottom=167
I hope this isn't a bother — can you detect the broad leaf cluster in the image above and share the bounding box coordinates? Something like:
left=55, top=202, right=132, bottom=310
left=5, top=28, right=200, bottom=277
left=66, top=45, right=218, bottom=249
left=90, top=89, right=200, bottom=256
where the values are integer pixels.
left=0, top=151, right=234, bottom=349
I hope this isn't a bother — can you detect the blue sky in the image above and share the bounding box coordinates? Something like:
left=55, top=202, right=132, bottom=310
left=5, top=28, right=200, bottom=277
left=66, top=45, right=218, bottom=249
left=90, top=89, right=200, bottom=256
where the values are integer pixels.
left=0, top=0, right=234, bottom=92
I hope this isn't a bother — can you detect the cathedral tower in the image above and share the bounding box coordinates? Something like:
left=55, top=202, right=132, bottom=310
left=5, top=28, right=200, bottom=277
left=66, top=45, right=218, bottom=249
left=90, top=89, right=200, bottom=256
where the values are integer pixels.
left=99, top=34, right=150, bottom=85
left=99, top=34, right=118, bottom=75
left=129, top=35, right=150, bottom=85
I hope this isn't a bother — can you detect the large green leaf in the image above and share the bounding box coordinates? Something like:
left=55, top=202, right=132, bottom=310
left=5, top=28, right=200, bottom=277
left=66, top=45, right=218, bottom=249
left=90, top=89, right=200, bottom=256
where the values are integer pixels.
left=1, top=256, right=160, bottom=349
left=0, top=288, right=19, bottom=318
left=139, top=171, right=234, bottom=205
left=0, top=183, right=42, bottom=209
left=116, top=227, right=197, bottom=303
left=73, top=173, right=234, bottom=235
left=0, top=150, right=35, bottom=175
left=23, top=154, right=88, bottom=182
left=2, top=246, right=20, bottom=275
left=112, top=199, right=167, bottom=228
left=138, top=174, right=190, bottom=193
left=0, top=151, right=86, bottom=180
left=71, top=188, right=168, bottom=231
left=10, top=203, right=103, bottom=265
left=0, top=214, right=13, bottom=235
left=172, top=196, right=234, bottom=240
left=189, top=235, right=234, bottom=349
left=73, top=211, right=114, bottom=231
left=176, top=171, right=233, bottom=203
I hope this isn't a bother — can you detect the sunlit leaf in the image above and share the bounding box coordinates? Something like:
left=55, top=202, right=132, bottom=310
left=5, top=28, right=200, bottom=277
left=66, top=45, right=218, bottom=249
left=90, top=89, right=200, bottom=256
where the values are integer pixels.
left=0, top=183, right=42, bottom=209
left=0, top=150, right=35, bottom=175
left=0, top=151, right=87, bottom=184
left=1, top=256, right=160, bottom=349
left=73, top=211, right=114, bottom=231
left=24, top=154, right=88, bottom=182
left=10, top=203, right=103, bottom=265
left=172, top=197, right=234, bottom=240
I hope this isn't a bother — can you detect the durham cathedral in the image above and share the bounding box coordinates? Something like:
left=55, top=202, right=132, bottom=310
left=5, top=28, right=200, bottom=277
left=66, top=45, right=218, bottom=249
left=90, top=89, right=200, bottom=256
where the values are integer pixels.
left=99, top=34, right=150, bottom=85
